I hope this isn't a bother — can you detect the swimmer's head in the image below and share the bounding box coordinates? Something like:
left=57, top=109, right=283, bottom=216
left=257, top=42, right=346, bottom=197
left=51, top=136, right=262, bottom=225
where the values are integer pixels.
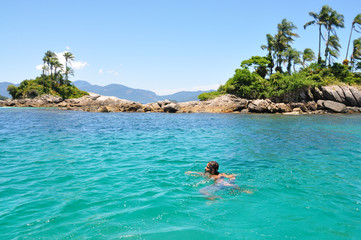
left=205, top=161, right=219, bottom=175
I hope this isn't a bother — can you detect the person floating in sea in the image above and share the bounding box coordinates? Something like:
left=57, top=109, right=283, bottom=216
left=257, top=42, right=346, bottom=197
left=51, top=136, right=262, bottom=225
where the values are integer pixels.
left=186, top=161, right=252, bottom=200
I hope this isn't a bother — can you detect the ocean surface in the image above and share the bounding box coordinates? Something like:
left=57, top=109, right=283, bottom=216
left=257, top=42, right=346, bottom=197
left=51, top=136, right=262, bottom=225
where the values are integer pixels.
left=1, top=108, right=361, bottom=239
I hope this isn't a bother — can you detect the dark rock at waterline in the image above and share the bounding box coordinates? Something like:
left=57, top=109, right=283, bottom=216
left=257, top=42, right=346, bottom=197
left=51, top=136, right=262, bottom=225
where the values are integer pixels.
left=164, top=103, right=180, bottom=113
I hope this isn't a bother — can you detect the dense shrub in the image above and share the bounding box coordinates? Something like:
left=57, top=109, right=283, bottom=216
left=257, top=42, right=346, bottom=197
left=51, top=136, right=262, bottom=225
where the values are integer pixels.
left=198, top=91, right=223, bottom=101
left=7, top=76, right=88, bottom=99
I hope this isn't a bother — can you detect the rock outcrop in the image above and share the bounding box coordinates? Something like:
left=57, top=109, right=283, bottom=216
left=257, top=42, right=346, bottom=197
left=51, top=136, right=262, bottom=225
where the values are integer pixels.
left=2, top=85, right=361, bottom=114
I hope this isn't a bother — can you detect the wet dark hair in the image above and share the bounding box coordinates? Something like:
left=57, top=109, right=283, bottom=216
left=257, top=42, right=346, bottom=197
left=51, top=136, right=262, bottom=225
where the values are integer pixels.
left=205, top=161, right=219, bottom=175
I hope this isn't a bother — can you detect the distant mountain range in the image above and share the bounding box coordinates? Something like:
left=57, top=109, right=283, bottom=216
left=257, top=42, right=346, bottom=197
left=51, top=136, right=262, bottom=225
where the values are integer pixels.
left=0, top=80, right=213, bottom=103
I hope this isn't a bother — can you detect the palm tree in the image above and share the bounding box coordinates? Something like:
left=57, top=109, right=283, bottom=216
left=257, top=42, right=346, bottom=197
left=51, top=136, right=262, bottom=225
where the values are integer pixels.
left=63, top=52, right=75, bottom=83
left=300, top=48, right=316, bottom=68
left=53, top=60, right=64, bottom=84
left=304, top=6, right=330, bottom=64
left=49, top=57, right=57, bottom=80
left=326, top=35, right=341, bottom=65
left=351, top=37, right=361, bottom=71
left=324, top=9, right=344, bottom=65
left=42, top=50, right=56, bottom=86
left=274, top=19, right=299, bottom=72
left=64, top=67, right=74, bottom=85
left=284, top=48, right=300, bottom=75
left=261, top=34, right=275, bottom=75
left=345, top=14, right=361, bottom=62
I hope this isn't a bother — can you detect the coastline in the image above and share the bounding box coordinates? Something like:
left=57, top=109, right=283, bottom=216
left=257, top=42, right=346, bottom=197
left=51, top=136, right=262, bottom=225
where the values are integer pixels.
left=1, top=85, right=361, bottom=114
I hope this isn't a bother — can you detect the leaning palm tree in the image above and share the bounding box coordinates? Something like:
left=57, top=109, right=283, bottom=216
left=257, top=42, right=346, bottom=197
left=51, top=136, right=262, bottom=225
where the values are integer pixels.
left=261, top=34, right=275, bottom=75
left=345, top=14, right=361, bottom=62
left=301, top=48, right=316, bottom=68
left=63, top=52, right=75, bottom=83
left=304, top=6, right=330, bottom=64
left=326, top=35, right=341, bottom=65
left=324, top=9, right=344, bottom=65
left=351, top=37, right=361, bottom=71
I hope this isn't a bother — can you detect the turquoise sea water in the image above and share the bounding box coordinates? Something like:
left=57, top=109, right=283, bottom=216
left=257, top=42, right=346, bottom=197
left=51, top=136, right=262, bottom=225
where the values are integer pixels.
left=1, top=108, right=361, bottom=239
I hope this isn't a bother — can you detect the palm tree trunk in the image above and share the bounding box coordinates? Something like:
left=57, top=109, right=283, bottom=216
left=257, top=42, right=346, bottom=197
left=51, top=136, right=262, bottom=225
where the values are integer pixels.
left=318, top=25, right=322, bottom=64
left=65, top=61, right=68, bottom=84
left=345, top=27, right=353, bottom=61
left=325, top=30, right=331, bottom=66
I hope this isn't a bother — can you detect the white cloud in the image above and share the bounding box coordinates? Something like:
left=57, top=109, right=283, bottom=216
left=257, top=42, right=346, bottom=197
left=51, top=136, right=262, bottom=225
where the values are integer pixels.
left=99, top=69, right=103, bottom=74
left=154, top=84, right=220, bottom=95
left=71, top=60, right=88, bottom=70
left=66, top=46, right=70, bottom=50
left=36, top=64, right=43, bottom=70
left=35, top=50, right=88, bottom=71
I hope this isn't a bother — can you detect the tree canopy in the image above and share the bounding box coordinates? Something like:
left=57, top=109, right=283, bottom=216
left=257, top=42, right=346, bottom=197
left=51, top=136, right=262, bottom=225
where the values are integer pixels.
left=199, top=6, right=361, bottom=101
left=7, top=50, right=87, bottom=99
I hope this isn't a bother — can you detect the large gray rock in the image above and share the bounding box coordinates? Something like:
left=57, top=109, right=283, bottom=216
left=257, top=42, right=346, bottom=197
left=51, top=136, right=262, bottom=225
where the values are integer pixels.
left=322, top=100, right=347, bottom=113
left=334, top=85, right=347, bottom=104
left=340, top=85, right=358, bottom=106
left=248, top=99, right=272, bottom=113
left=321, top=86, right=343, bottom=103
left=349, top=86, right=361, bottom=107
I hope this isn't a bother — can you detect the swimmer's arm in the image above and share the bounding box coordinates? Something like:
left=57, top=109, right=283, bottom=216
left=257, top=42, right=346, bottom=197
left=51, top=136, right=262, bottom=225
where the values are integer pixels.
left=185, top=171, right=204, bottom=176
left=220, top=173, right=236, bottom=179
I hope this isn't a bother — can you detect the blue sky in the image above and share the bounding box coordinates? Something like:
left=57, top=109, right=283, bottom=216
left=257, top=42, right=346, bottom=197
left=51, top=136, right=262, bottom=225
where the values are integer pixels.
left=1, top=0, right=360, bottom=95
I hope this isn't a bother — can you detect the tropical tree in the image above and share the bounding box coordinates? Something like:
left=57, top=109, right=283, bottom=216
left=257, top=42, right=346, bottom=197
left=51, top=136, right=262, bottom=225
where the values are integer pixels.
left=345, top=14, right=361, bottom=62
left=42, top=50, right=56, bottom=85
left=261, top=34, right=275, bottom=75
left=351, top=37, right=361, bottom=71
left=241, top=56, right=270, bottom=78
left=300, top=48, right=316, bottom=68
left=304, top=6, right=330, bottom=64
left=64, top=67, right=74, bottom=84
left=283, top=48, right=300, bottom=75
left=53, top=60, right=64, bottom=84
left=63, top=52, right=75, bottom=82
left=324, top=8, right=344, bottom=66
left=274, top=19, right=299, bottom=73
left=327, top=35, right=341, bottom=65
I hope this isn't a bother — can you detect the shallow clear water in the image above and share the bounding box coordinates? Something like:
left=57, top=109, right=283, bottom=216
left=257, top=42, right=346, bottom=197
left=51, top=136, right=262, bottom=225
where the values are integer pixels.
left=1, top=108, right=361, bottom=239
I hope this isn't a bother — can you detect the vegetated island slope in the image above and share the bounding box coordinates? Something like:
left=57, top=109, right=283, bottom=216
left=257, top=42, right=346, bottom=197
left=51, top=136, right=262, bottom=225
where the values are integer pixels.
left=198, top=6, right=361, bottom=103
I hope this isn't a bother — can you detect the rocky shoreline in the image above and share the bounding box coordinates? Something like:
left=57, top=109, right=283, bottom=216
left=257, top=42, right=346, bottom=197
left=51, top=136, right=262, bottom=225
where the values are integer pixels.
left=1, top=85, right=361, bottom=114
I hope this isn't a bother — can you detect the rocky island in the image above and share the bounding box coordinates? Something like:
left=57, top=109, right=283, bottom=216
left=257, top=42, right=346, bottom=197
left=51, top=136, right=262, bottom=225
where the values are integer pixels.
left=1, top=85, right=361, bottom=114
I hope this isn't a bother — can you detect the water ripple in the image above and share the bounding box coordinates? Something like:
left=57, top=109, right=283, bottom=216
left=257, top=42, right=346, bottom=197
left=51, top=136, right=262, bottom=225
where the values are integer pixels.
left=1, top=110, right=361, bottom=239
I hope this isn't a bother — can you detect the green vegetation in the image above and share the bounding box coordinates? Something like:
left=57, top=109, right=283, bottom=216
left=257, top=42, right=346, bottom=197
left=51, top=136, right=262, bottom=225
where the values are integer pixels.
left=7, top=51, right=87, bottom=99
left=198, top=91, right=223, bottom=101
left=199, top=6, right=361, bottom=101
left=0, top=94, right=7, bottom=100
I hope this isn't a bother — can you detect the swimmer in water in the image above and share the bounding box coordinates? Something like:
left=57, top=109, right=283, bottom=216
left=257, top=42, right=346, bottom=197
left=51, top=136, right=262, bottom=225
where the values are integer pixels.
left=186, top=161, right=252, bottom=200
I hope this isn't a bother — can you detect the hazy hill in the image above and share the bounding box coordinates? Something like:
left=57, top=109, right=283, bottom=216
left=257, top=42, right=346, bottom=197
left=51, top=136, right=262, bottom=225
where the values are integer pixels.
left=0, top=80, right=212, bottom=103
left=72, top=81, right=211, bottom=103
